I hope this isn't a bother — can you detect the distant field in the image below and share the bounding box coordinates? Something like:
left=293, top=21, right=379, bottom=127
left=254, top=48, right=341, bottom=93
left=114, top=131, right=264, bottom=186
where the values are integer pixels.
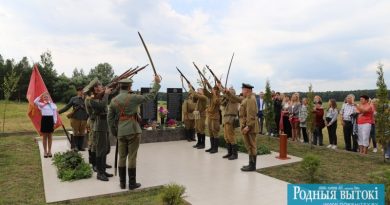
left=0, top=100, right=168, bottom=133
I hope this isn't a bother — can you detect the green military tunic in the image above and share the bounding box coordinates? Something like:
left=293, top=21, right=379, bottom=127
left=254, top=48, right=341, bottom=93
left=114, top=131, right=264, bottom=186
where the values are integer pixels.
left=85, top=95, right=96, bottom=151
left=90, top=93, right=110, bottom=157
left=108, top=82, right=161, bottom=168
left=240, top=93, right=260, bottom=155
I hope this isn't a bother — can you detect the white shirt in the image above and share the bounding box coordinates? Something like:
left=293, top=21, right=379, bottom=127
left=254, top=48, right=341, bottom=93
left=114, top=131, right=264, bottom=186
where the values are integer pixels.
left=34, top=96, right=58, bottom=124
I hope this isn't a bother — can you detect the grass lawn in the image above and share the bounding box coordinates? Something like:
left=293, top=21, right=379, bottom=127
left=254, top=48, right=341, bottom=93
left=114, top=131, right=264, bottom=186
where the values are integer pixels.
left=0, top=134, right=166, bottom=205
left=256, top=135, right=389, bottom=184
left=0, top=101, right=71, bottom=133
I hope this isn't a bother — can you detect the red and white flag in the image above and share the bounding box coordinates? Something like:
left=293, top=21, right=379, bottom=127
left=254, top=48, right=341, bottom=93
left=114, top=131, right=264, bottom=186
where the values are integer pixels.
left=26, top=64, right=62, bottom=135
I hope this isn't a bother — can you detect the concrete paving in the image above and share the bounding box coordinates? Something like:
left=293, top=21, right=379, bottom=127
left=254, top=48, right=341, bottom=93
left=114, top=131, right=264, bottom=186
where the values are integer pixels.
left=38, top=136, right=301, bottom=204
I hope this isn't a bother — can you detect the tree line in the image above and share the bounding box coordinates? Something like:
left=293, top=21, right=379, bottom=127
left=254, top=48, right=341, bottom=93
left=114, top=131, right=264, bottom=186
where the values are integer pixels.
left=1, top=51, right=388, bottom=103
left=0, top=51, right=114, bottom=103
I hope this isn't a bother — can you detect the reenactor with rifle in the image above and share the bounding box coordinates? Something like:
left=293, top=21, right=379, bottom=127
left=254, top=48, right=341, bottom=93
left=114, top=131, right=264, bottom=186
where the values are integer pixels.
left=182, top=92, right=196, bottom=142
left=203, top=82, right=222, bottom=153
left=188, top=85, right=208, bottom=149
left=219, top=85, right=240, bottom=160
left=108, top=75, right=161, bottom=190
left=226, top=83, right=259, bottom=171
left=59, top=86, right=89, bottom=151
left=85, top=78, right=114, bottom=181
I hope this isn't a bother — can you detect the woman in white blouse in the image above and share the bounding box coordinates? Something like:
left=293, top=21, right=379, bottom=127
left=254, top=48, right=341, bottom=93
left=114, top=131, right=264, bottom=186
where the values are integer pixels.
left=34, top=92, right=58, bottom=158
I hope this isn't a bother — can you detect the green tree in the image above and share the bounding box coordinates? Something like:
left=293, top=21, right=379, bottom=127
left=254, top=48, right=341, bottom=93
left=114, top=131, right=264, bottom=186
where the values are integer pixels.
left=2, top=65, right=21, bottom=132
left=263, top=79, right=275, bottom=136
left=53, top=73, right=75, bottom=103
left=88, top=63, right=114, bottom=86
left=71, top=68, right=90, bottom=88
left=13, top=57, right=32, bottom=102
left=375, top=63, right=390, bottom=162
left=39, top=51, right=58, bottom=101
left=306, top=84, right=315, bottom=149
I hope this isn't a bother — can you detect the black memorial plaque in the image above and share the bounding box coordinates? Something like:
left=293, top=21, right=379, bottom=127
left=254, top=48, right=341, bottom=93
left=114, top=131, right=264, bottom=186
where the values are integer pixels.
left=166, top=88, right=183, bottom=121
left=140, top=88, right=157, bottom=123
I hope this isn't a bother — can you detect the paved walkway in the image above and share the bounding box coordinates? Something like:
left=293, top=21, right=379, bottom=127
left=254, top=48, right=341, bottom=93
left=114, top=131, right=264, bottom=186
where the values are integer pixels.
left=38, top=137, right=301, bottom=204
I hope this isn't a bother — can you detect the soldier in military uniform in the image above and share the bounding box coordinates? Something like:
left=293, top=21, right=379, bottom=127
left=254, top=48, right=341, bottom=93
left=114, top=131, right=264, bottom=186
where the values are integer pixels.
left=220, top=86, right=240, bottom=160
left=189, top=85, right=208, bottom=149
left=108, top=75, right=161, bottom=190
left=59, top=87, right=89, bottom=151
left=182, top=92, right=196, bottom=142
left=84, top=89, right=97, bottom=172
left=226, top=83, right=259, bottom=171
left=204, top=84, right=222, bottom=154
left=87, top=78, right=114, bottom=181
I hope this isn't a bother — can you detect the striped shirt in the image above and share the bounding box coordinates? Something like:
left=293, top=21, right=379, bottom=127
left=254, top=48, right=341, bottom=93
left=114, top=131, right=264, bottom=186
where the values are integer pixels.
left=340, top=103, right=355, bottom=121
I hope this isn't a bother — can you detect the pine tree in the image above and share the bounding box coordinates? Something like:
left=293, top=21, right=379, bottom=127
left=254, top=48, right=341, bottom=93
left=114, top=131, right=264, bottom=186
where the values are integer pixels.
left=375, top=63, right=390, bottom=162
left=306, top=84, right=315, bottom=149
left=263, top=79, right=275, bottom=136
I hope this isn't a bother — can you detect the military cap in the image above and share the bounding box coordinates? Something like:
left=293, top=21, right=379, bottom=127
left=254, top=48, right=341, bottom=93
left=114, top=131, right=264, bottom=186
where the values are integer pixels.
left=242, top=83, right=254, bottom=89
left=118, top=78, right=133, bottom=85
left=83, top=77, right=100, bottom=93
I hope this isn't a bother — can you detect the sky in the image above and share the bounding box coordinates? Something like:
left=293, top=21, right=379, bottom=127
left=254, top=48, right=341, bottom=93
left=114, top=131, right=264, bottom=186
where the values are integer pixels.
left=0, top=0, right=390, bottom=93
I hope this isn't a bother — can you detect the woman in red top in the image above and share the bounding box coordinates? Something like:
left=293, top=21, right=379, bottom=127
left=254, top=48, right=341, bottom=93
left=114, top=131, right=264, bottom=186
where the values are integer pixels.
left=356, top=95, right=373, bottom=154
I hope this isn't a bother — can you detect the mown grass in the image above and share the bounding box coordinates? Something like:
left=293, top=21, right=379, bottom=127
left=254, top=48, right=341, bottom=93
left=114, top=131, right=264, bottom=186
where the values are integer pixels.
left=0, top=135, right=167, bottom=205
left=256, top=135, right=389, bottom=184
left=0, top=101, right=71, bottom=133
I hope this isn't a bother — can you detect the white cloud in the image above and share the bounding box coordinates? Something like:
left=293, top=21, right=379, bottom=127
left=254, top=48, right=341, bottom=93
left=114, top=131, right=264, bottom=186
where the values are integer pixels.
left=1, top=0, right=390, bottom=91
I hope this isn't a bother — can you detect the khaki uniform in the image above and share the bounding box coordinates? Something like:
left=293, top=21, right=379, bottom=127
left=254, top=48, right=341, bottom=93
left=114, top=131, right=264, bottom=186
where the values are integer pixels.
left=108, top=82, right=161, bottom=169
left=182, top=98, right=196, bottom=129
left=240, top=94, right=259, bottom=155
left=222, top=94, right=240, bottom=144
left=204, top=88, right=221, bottom=138
left=190, top=90, right=208, bottom=134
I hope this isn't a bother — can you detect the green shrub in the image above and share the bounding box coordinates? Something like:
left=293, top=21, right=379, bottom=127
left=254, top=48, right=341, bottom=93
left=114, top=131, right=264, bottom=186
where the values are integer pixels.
left=160, top=183, right=186, bottom=205
left=52, top=150, right=92, bottom=181
left=257, top=144, right=271, bottom=155
left=301, top=154, right=321, bottom=183
left=369, top=168, right=390, bottom=204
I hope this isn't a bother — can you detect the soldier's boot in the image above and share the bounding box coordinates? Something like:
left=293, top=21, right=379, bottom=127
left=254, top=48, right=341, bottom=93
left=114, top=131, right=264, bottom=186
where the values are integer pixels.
left=193, top=133, right=201, bottom=148
left=205, top=137, right=213, bottom=152
left=118, top=167, right=126, bottom=189
left=241, top=155, right=251, bottom=169
left=102, top=156, right=113, bottom=177
left=96, top=157, right=109, bottom=181
left=190, top=129, right=196, bottom=141
left=90, top=151, right=97, bottom=172
left=78, top=136, right=86, bottom=151
left=197, top=134, right=205, bottom=149
left=185, top=129, right=191, bottom=142
left=210, top=138, right=219, bottom=154
left=128, top=168, right=141, bottom=190
left=228, top=144, right=238, bottom=160
left=222, top=143, right=232, bottom=158
left=241, top=155, right=257, bottom=172
left=105, top=164, right=112, bottom=169
left=88, top=150, right=93, bottom=164
left=73, top=137, right=79, bottom=152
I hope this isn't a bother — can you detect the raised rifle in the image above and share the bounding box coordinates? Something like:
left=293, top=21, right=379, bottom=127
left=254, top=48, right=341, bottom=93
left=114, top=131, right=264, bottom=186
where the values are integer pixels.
left=192, top=62, right=212, bottom=90
left=176, top=67, right=195, bottom=90
left=206, top=65, right=223, bottom=88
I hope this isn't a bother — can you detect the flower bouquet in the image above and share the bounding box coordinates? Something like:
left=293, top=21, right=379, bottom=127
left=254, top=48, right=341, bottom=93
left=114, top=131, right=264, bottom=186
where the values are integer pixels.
left=158, top=107, right=169, bottom=125
left=167, top=119, right=177, bottom=128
